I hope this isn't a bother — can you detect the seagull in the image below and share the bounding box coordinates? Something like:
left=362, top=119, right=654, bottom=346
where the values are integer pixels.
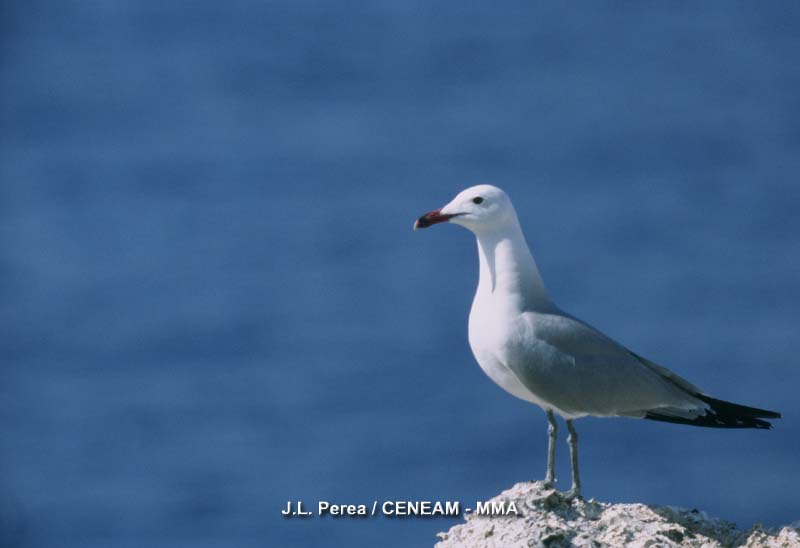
left=414, top=184, right=780, bottom=499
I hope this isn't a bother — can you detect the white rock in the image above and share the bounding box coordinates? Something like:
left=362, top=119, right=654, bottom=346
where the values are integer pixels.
left=435, top=482, right=799, bottom=548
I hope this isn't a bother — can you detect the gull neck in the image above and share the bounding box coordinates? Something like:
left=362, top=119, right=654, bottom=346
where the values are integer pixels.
left=473, top=220, right=553, bottom=311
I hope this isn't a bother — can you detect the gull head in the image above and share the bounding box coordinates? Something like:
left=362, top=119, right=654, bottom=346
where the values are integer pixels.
left=414, top=184, right=517, bottom=234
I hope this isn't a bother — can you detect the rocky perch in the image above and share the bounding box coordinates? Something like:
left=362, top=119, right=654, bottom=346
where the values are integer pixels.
left=435, top=482, right=798, bottom=548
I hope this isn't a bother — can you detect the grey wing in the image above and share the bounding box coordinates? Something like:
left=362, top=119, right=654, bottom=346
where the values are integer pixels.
left=504, top=311, right=708, bottom=419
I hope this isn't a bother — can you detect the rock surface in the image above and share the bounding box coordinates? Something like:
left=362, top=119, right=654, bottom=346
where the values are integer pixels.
left=435, top=482, right=798, bottom=548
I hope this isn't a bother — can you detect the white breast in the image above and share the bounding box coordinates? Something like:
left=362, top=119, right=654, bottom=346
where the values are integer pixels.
left=468, top=296, right=549, bottom=408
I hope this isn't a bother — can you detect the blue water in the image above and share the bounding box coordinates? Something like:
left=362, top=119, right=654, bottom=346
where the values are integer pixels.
left=2, top=2, right=799, bottom=547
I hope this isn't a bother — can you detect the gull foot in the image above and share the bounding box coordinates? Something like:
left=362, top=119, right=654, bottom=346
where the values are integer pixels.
left=563, top=488, right=582, bottom=501
left=542, top=480, right=555, bottom=489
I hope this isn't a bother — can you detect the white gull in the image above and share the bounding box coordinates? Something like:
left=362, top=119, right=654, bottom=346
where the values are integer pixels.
left=415, top=184, right=780, bottom=498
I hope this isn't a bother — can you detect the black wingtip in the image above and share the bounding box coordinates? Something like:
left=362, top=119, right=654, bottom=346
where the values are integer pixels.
left=646, top=396, right=780, bottom=430
left=696, top=394, right=781, bottom=420
left=645, top=412, right=776, bottom=429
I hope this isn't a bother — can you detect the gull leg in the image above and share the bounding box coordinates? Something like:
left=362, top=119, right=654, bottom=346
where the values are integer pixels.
left=543, top=410, right=557, bottom=488
left=565, top=420, right=582, bottom=499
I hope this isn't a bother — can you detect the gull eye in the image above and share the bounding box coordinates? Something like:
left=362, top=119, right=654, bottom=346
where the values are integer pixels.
left=472, top=196, right=484, bottom=204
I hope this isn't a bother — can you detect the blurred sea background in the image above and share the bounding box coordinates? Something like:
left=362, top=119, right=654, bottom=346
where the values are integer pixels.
left=2, top=2, right=799, bottom=547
